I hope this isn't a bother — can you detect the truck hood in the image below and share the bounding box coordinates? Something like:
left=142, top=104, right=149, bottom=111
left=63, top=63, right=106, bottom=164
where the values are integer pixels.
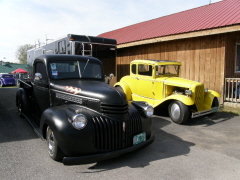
left=50, top=79, right=127, bottom=104
left=158, top=77, right=202, bottom=88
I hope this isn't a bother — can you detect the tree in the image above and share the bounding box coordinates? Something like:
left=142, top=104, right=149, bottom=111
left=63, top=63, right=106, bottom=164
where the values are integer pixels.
left=15, top=44, right=35, bottom=64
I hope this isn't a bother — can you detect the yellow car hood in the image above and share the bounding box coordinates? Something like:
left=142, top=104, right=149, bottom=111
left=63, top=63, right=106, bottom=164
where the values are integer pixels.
left=157, top=77, right=202, bottom=87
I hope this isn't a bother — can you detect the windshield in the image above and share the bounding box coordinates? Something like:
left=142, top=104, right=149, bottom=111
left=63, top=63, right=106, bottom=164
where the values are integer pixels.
left=2, top=75, right=14, bottom=78
left=156, top=65, right=180, bottom=76
left=49, top=61, right=103, bottom=80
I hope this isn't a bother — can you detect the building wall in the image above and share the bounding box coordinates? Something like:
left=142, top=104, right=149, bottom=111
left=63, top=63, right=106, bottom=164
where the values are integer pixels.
left=116, top=34, right=226, bottom=97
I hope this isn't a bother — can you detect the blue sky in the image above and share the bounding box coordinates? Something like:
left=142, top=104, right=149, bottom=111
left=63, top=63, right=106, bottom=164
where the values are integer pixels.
left=0, top=0, right=222, bottom=63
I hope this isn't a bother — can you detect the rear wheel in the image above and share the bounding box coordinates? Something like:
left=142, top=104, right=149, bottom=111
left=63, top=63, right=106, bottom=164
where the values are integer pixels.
left=46, top=126, right=64, bottom=161
left=17, top=98, right=23, bottom=118
left=168, top=101, right=190, bottom=124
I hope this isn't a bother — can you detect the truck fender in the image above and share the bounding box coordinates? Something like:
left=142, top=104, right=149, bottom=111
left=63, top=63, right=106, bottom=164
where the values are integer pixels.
left=16, top=88, right=29, bottom=112
left=114, top=82, right=132, bottom=101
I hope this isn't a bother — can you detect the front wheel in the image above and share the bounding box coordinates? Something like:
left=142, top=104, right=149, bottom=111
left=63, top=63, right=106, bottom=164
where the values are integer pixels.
left=46, top=126, right=64, bottom=161
left=168, top=101, right=190, bottom=124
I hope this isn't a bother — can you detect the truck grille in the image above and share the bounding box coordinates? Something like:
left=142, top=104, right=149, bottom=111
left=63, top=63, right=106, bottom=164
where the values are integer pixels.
left=92, top=109, right=142, bottom=151
left=194, top=85, right=204, bottom=111
left=100, top=103, right=128, bottom=114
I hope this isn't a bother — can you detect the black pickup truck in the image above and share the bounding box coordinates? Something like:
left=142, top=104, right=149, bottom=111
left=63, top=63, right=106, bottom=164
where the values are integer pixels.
left=16, top=55, right=154, bottom=165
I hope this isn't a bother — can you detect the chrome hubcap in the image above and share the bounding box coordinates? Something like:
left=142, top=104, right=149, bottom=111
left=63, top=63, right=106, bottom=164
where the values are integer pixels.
left=47, top=128, right=55, bottom=156
left=171, top=103, right=181, bottom=119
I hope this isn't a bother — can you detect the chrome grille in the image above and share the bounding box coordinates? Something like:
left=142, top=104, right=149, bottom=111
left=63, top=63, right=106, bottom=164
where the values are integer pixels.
left=100, top=103, right=128, bottom=114
left=92, top=109, right=142, bottom=150
left=194, top=85, right=204, bottom=111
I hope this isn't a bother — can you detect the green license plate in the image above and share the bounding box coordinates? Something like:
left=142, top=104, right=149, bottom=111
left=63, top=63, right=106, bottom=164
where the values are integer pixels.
left=133, top=132, right=146, bottom=145
left=211, top=107, right=218, bottom=113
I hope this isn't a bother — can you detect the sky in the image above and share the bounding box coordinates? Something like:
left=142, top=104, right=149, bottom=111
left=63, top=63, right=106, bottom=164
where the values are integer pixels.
left=0, top=0, right=222, bottom=63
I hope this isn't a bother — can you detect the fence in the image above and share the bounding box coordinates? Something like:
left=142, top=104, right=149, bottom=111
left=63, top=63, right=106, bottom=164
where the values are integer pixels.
left=224, top=78, right=240, bottom=103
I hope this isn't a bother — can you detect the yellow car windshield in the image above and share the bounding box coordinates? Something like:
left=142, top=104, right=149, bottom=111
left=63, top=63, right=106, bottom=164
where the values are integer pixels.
left=156, top=65, right=179, bottom=76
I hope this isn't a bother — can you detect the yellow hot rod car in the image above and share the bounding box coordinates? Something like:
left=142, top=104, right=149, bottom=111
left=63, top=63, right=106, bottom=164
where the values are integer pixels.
left=114, top=59, right=220, bottom=124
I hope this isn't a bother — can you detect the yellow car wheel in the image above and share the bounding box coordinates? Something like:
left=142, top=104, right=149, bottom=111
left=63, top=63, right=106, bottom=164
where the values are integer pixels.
left=168, top=101, right=190, bottom=124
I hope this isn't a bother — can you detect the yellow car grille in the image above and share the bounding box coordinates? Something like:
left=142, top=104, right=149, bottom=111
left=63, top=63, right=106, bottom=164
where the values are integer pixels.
left=194, top=85, right=204, bottom=111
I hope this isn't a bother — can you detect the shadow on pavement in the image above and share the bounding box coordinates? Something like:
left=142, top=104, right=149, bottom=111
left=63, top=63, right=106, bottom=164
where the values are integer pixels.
left=81, top=116, right=195, bottom=172
left=0, top=88, right=38, bottom=143
left=186, top=112, right=238, bottom=127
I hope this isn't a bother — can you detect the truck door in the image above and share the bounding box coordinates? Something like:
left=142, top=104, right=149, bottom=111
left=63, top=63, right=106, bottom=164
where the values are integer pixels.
left=33, top=62, right=50, bottom=116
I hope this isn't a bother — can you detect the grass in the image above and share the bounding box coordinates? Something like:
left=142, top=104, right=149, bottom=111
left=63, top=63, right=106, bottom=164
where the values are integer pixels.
left=221, top=105, right=240, bottom=116
left=0, top=86, right=18, bottom=88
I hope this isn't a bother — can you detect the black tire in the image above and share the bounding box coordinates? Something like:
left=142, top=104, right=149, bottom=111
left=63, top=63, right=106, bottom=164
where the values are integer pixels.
left=211, top=97, right=219, bottom=107
left=168, top=101, right=190, bottom=124
left=116, top=86, right=124, bottom=92
left=46, top=126, right=64, bottom=161
left=210, top=97, right=219, bottom=115
left=17, top=98, right=23, bottom=118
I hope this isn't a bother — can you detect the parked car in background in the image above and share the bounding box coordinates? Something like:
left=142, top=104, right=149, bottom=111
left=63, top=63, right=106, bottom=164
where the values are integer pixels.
left=114, top=59, right=220, bottom=124
left=0, top=74, right=16, bottom=87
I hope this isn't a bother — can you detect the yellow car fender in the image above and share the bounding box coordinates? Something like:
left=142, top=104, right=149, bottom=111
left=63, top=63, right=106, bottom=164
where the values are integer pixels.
left=159, top=94, right=195, bottom=106
left=204, top=90, right=221, bottom=108
left=114, top=82, right=132, bottom=101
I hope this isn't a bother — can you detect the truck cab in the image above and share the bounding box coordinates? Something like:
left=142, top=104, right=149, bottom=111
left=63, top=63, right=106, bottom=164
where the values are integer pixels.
left=16, top=55, right=154, bottom=165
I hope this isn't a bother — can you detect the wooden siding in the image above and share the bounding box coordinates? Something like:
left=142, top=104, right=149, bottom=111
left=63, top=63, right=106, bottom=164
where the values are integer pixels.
left=116, top=34, right=226, bottom=97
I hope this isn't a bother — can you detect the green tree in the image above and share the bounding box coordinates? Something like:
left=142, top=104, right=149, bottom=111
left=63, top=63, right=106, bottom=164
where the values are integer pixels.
left=15, top=44, right=35, bottom=64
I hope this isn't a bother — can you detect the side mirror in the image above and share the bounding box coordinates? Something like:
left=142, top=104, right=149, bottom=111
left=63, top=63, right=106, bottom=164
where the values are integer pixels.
left=34, top=73, right=42, bottom=81
left=109, top=73, right=114, bottom=79
left=104, top=73, right=115, bottom=84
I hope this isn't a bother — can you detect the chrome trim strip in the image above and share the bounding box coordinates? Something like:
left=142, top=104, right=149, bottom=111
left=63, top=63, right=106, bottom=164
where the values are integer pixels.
left=52, top=89, right=100, bottom=102
left=191, top=107, right=219, bottom=118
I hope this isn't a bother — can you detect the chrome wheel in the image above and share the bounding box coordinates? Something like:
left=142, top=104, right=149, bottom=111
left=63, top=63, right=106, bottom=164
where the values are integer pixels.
left=170, top=103, right=181, bottom=120
left=46, top=126, right=64, bottom=161
left=47, top=127, right=55, bottom=156
left=17, top=98, right=23, bottom=118
left=168, top=101, right=190, bottom=124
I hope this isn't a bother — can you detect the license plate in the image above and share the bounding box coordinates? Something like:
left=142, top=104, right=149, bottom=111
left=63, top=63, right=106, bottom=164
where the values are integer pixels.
left=211, top=107, right=218, bottom=113
left=133, top=132, right=146, bottom=145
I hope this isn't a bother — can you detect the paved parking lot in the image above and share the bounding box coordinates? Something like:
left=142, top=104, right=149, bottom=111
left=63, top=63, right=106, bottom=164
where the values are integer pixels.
left=1, top=88, right=240, bottom=180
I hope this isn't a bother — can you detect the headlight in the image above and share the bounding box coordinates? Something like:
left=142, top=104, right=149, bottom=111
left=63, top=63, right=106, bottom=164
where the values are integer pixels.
left=185, top=90, right=192, bottom=96
left=144, top=106, right=154, bottom=117
left=72, top=114, right=88, bottom=130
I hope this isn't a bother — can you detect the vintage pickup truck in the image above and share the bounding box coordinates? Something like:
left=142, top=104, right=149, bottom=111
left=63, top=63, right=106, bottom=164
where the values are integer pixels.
left=16, top=55, right=154, bottom=165
left=114, top=59, right=220, bottom=124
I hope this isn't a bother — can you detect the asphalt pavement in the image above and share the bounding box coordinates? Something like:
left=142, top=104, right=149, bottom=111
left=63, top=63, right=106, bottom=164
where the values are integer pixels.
left=0, top=88, right=240, bottom=180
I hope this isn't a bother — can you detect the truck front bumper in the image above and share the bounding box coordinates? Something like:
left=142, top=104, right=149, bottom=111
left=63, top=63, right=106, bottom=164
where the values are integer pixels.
left=192, top=107, right=219, bottom=118
left=62, top=135, right=155, bottom=165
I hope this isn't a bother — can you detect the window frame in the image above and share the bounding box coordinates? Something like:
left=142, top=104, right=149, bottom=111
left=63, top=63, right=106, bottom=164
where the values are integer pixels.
left=235, top=43, right=240, bottom=73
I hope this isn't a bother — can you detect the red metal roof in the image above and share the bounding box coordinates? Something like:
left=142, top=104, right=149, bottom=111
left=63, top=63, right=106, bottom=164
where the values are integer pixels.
left=98, top=0, right=240, bottom=44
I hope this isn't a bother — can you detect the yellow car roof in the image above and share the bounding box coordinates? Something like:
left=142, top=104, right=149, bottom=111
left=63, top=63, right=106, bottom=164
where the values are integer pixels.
left=131, top=59, right=181, bottom=66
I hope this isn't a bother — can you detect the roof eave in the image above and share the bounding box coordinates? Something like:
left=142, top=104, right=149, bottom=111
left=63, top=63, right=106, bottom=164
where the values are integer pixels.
left=117, top=24, right=240, bottom=49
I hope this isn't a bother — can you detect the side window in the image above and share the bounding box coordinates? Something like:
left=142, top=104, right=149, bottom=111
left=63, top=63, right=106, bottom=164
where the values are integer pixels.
left=131, top=64, right=136, bottom=74
left=138, top=64, right=152, bottom=76
left=236, top=43, right=240, bottom=72
left=35, top=62, right=47, bottom=81
left=58, top=40, right=66, bottom=54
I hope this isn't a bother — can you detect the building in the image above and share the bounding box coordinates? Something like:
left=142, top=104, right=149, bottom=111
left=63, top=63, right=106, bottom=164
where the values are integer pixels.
left=0, top=62, right=27, bottom=74
left=98, top=0, right=240, bottom=103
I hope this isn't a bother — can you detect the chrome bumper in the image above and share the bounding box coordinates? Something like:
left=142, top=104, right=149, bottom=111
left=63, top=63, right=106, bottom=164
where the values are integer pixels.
left=192, top=107, right=218, bottom=118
